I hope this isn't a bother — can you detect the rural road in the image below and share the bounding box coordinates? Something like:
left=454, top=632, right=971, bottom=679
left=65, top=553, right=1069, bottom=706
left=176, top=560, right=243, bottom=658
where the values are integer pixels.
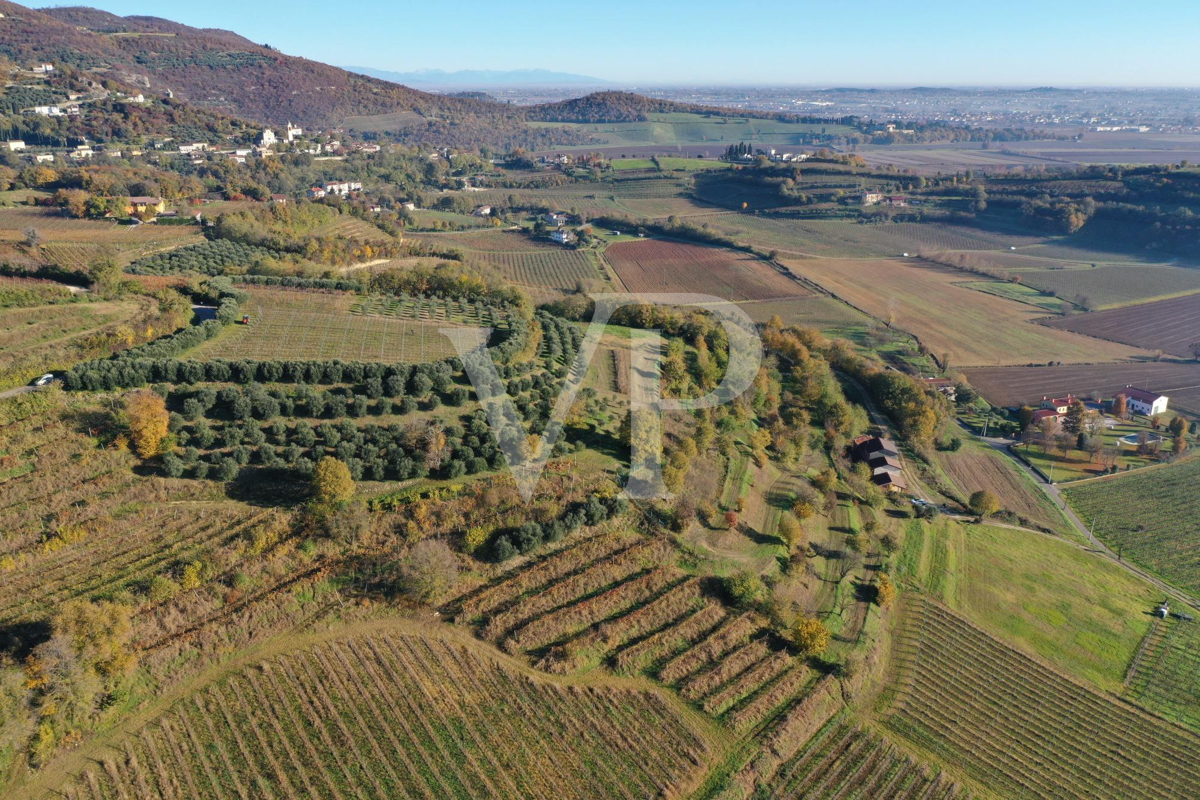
left=0, top=385, right=38, bottom=401
left=973, top=427, right=1200, bottom=609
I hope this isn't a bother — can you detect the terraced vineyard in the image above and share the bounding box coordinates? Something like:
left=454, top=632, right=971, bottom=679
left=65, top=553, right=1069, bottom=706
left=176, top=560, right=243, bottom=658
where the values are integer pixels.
left=756, top=719, right=969, bottom=799
left=350, top=294, right=508, bottom=327
left=475, top=247, right=607, bottom=290
left=457, top=533, right=812, bottom=730
left=884, top=596, right=1200, bottom=799
left=1127, top=618, right=1200, bottom=734
left=61, top=630, right=713, bottom=799
left=1063, top=458, right=1200, bottom=594
left=187, top=288, right=464, bottom=364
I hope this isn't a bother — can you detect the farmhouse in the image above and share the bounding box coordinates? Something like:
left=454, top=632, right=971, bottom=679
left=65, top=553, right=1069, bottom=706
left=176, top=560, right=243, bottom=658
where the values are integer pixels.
left=127, top=197, right=166, bottom=215
left=1115, top=386, right=1168, bottom=416
left=6, top=140, right=24, bottom=151
left=885, top=196, right=908, bottom=207
left=1031, top=408, right=1064, bottom=426
left=307, top=187, right=327, bottom=199
left=30, top=106, right=63, bottom=117
left=861, top=191, right=883, bottom=206
left=550, top=229, right=576, bottom=245
left=32, top=63, right=54, bottom=74
left=924, top=377, right=957, bottom=401
left=1040, top=395, right=1076, bottom=414
left=851, top=435, right=907, bottom=492
left=323, top=181, right=363, bottom=196
left=31, top=153, right=53, bottom=163
left=545, top=212, right=569, bottom=227
left=472, top=205, right=492, bottom=217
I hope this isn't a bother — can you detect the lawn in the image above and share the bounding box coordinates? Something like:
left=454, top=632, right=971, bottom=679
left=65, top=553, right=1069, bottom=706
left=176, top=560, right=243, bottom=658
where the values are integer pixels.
left=1014, top=414, right=1182, bottom=483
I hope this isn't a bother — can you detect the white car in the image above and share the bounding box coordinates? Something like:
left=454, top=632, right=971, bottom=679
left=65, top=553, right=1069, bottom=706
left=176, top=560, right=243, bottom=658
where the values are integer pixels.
left=34, top=373, right=55, bottom=386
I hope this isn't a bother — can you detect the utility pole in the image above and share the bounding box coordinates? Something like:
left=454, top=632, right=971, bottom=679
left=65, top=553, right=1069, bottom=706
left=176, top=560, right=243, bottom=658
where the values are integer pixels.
left=981, top=413, right=991, bottom=438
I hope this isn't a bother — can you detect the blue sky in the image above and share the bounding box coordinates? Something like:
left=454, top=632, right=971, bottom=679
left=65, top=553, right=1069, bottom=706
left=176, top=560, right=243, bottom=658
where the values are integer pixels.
left=65, top=1, right=1200, bottom=86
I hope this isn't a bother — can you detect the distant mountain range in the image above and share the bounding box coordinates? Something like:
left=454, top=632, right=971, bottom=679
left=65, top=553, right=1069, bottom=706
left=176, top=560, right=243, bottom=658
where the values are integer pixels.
left=343, top=67, right=609, bottom=88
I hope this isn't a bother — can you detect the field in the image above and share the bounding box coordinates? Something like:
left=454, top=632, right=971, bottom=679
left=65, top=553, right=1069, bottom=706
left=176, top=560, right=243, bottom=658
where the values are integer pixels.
left=758, top=719, right=968, bottom=799
left=957, top=279, right=1066, bottom=312
left=0, top=207, right=201, bottom=246
left=186, top=288, right=465, bottom=364
left=58, top=626, right=715, bottom=799
left=1127, top=618, right=1200, bottom=734
left=1018, top=265, right=1200, bottom=309
left=528, top=112, right=856, bottom=148
left=962, top=361, right=1200, bottom=414
left=1044, top=293, right=1200, bottom=358
left=411, top=230, right=612, bottom=291
left=738, top=296, right=875, bottom=334
left=696, top=215, right=1045, bottom=259
left=782, top=257, right=1149, bottom=366
left=936, top=441, right=1069, bottom=533
left=883, top=595, right=1200, bottom=798
left=1063, top=457, right=1200, bottom=594
left=0, top=296, right=154, bottom=388
left=456, top=533, right=814, bottom=731
left=605, top=240, right=809, bottom=301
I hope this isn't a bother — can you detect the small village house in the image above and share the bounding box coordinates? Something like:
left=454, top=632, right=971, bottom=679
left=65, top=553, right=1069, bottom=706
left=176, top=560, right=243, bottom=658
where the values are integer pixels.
left=550, top=228, right=576, bottom=245
left=6, top=140, right=25, bottom=151
left=545, top=211, right=569, bottom=226
left=1115, top=386, right=1169, bottom=417
left=473, top=205, right=492, bottom=217
left=861, top=191, right=883, bottom=206
left=127, top=196, right=166, bottom=216
left=851, top=435, right=907, bottom=492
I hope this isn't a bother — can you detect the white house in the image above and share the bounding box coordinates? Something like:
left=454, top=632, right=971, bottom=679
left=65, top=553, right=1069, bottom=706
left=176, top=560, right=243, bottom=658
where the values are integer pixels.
left=307, top=187, right=327, bottom=199
left=545, top=211, right=569, bottom=226
left=69, top=147, right=94, bottom=160
left=550, top=229, right=576, bottom=245
left=322, top=181, right=362, bottom=196
left=32, top=153, right=54, bottom=163
left=1115, top=386, right=1169, bottom=417
left=30, top=106, right=63, bottom=117
left=32, top=63, right=54, bottom=74
left=861, top=191, right=883, bottom=206
left=472, top=205, right=492, bottom=217
left=6, top=140, right=25, bottom=151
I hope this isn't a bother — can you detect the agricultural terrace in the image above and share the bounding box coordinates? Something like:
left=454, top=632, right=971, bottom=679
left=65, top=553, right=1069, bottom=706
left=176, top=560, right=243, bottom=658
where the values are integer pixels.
left=1064, top=457, right=1200, bottom=595
left=1127, top=617, right=1200, bottom=735
left=883, top=596, right=1200, bottom=799
left=606, top=239, right=809, bottom=301
left=309, top=214, right=397, bottom=242
left=1044, top=292, right=1200, bottom=359
left=1018, top=264, right=1200, bottom=309
left=59, top=628, right=715, bottom=799
left=0, top=207, right=200, bottom=245
left=782, top=257, right=1149, bottom=366
left=759, top=719, right=968, bottom=799
left=896, top=519, right=1159, bottom=690
left=962, top=361, right=1200, bottom=415
left=936, top=441, right=1070, bottom=534
left=0, top=295, right=155, bottom=389
left=455, top=533, right=816, bottom=732
left=186, top=288, right=494, bottom=364
left=413, top=230, right=611, bottom=291
left=125, top=240, right=280, bottom=276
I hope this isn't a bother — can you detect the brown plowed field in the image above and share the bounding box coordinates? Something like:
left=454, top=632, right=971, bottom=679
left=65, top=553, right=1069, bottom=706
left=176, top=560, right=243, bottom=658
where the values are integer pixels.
left=963, top=361, right=1200, bottom=414
left=606, top=240, right=810, bottom=301
left=1043, top=293, right=1200, bottom=358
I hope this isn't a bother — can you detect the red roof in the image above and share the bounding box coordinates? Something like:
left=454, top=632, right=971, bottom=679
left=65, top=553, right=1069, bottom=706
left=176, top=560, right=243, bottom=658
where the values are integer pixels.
left=1031, top=409, right=1062, bottom=422
left=1116, top=386, right=1164, bottom=404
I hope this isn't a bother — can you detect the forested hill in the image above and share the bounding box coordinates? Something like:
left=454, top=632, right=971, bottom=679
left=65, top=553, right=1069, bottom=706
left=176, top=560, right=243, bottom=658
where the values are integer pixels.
left=526, top=90, right=859, bottom=126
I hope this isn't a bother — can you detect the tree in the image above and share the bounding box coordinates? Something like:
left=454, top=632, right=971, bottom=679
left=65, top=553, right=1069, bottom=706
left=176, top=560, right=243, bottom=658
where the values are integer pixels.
left=400, top=539, right=459, bottom=602
left=125, top=390, right=169, bottom=458
left=792, top=616, right=830, bottom=656
left=312, top=456, right=354, bottom=506
left=875, top=573, right=896, bottom=607
left=1062, top=400, right=1086, bottom=436
left=1112, top=394, right=1128, bottom=420
left=724, top=571, right=765, bottom=608
left=777, top=514, right=804, bottom=550
left=968, top=489, right=1001, bottom=518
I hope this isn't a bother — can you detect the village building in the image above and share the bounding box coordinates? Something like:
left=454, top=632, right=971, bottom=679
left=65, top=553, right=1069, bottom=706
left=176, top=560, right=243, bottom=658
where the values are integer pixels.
left=472, top=205, right=492, bottom=217
left=550, top=228, right=576, bottom=245
left=1040, top=395, right=1076, bottom=414
left=5, top=140, right=24, bottom=151
left=32, top=153, right=54, bottom=163
left=1115, top=386, right=1169, bottom=417
left=851, top=435, right=907, bottom=492
left=127, top=197, right=166, bottom=215
left=285, top=122, right=303, bottom=142
left=259, top=128, right=277, bottom=147
left=861, top=191, right=883, bottom=206
left=32, top=63, right=54, bottom=74
left=307, top=186, right=327, bottom=199
left=545, top=211, right=569, bottom=226
left=30, top=106, right=63, bottom=117
left=270, top=194, right=289, bottom=204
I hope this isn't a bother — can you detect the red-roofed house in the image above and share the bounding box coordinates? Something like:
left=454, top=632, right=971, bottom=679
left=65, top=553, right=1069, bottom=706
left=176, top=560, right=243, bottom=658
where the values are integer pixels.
left=1115, top=386, right=1169, bottom=417
left=1040, top=395, right=1076, bottom=414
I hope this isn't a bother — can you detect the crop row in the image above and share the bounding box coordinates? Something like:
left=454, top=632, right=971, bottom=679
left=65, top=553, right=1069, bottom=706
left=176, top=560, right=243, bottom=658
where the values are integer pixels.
left=659, top=613, right=761, bottom=684
left=886, top=596, right=1200, bottom=799
left=1127, top=619, right=1200, bottom=735
left=64, top=632, right=710, bottom=799
left=350, top=294, right=506, bottom=326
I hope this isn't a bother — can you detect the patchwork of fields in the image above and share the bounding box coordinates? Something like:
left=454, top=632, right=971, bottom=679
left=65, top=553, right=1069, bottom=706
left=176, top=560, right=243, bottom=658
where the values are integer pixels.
left=187, top=288, right=466, bottom=364
left=62, top=629, right=714, bottom=799
left=884, top=596, right=1200, bottom=798
left=606, top=240, right=809, bottom=301
left=783, top=257, right=1149, bottom=366
left=1019, top=265, right=1200, bottom=309
left=0, top=207, right=200, bottom=246
left=936, top=442, right=1068, bottom=533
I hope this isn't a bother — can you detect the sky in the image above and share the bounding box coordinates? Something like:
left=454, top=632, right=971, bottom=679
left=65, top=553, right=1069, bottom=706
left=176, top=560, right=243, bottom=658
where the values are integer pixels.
left=57, top=0, right=1200, bottom=86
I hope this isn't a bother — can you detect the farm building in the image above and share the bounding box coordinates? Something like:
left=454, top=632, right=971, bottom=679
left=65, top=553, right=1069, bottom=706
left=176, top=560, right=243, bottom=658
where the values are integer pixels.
left=885, top=196, right=908, bottom=207
left=924, top=377, right=957, bottom=401
left=31, top=153, right=53, bottom=163
left=6, top=140, right=24, bottom=151
left=861, top=191, right=883, bottom=206
left=851, top=435, right=907, bottom=492
left=1115, top=386, right=1168, bottom=416
left=473, top=205, right=492, bottom=217
left=550, top=229, right=577, bottom=245
left=127, top=197, right=166, bottom=215
left=545, top=212, right=570, bottom=226
left=1040, top=395, right=1077, bottom=414
left=1031, top=408, right=1064, bottom=426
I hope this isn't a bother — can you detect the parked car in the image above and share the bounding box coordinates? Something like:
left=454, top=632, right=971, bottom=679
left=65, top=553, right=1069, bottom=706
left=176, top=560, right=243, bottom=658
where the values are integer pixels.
left=33, top=373, right=55, bottom=386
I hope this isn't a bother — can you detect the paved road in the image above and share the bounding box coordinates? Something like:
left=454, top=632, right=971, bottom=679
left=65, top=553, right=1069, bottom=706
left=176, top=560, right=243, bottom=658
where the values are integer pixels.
left=972, top=425, right=1199, bottom=609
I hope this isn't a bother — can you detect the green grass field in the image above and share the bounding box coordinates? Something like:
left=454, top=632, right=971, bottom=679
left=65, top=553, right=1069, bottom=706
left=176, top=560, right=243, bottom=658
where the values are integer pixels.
left=958, top=279, right=1067, bottom=312
left=1016, top=264, right=1200, bottom=309
left=1064, top=456, right=1200, bottom=594
left=1127, top=618, right=1200, bottom=735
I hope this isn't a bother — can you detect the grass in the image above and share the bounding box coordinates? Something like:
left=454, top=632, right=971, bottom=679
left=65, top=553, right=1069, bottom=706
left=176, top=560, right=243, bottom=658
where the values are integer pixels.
left=1064, top=456, right=1200, bottom=595
left=1017, top=264, right=1200, bottom=309
left=186, top=288, right=467, bottom=364
left=1127, top=618, right=1200, bottom=735
left=883, top=595, right=1200, bottom=799
left=783, top=257, right=1149, bottom=366
left=936, top=439, right=1072, bottom=534
left=957, top=279, right=1067, bottom=312
left=1014, top=414, right=1179, bottom=483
